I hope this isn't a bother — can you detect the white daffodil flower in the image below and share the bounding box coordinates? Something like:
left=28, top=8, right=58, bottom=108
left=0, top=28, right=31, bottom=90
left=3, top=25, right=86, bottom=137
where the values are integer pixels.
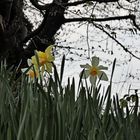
left=80, top=56, right=108, bottom=85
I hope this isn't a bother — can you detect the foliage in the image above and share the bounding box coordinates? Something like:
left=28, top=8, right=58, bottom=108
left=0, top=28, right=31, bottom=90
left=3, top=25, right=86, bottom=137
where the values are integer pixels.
left=0, top=58, right=140, bottom=140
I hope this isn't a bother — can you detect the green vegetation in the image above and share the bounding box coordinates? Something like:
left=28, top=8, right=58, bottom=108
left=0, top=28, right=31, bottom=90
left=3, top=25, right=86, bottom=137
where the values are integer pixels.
left=0, top=58, right=140, bottom=140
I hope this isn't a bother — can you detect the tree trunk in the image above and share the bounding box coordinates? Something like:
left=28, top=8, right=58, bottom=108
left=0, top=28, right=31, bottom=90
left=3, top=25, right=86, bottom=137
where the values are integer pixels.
left=0, top=0, right=68, bottom=69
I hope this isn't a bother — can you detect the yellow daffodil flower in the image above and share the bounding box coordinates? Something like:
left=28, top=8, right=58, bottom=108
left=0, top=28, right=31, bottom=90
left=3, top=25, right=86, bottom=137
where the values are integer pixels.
left=21, top=59, right=40, bottom=81
left=31, top=45, right=55, bottom=73
left=21, top=67, right=39, bottom=82
left=27, top=69, right=38, bottom=79
left=80, top=56, right=108, bottom=85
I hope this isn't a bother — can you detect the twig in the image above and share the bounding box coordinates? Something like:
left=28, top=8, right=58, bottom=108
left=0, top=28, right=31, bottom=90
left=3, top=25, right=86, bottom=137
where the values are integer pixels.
left=64, top=0, right=118, bottom=7
left=93, top=23, right=140, bottom=60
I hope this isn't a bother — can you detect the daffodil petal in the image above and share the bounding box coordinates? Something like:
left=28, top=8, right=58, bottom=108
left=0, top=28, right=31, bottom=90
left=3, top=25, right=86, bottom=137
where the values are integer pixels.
left=21, top=68, right=28, bottom=73
left=89, top=76, right=97, bottom=85
left=98, top=65, right=108, bottom=70
left=27, top=59, right=32, bottom=66
left=80, top=64, right=91, bottom=69
left=47, top=54, right=55, bottom=62
left=38, top=51, right=46, bottom=58
left=31, top=56, right=37, bottom=65
left=98, top=71, right=108, bottom=81
left=41, top=66, right=45, bottom=73
left=91, top=56, right=99, bottom=66
left=45, top=46, right=55, bottom=62
left=45, top=63, right=53, bottom=73
left=81, top=70, right=90, bottom=79
left=45, top=45, right=53, bottom=54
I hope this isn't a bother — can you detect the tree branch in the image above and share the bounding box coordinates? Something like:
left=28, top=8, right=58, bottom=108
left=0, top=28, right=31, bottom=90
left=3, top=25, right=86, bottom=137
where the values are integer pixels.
left=93, top=23, right=140, bottom=60
left=63, top=0, right=118, bottom=7
left=64, top=15, right=136, bottom=23
left=130, top=15, right=140, bottom=31
left=65, top=14, right=140, bottom=32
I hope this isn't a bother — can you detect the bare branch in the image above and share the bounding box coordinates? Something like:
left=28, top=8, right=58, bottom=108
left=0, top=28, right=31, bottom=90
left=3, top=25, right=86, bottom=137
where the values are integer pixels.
left=24, top=14, right=140, bottom=44
left=64, top=0, right=118, bottom=7
left=64, top=15, right=136, bottom=23
left=93, top=23, right=140, bottom=60
left=117, top=1, right=135, bottom=12
left=130, top=15, right=140, bottom=31
left=65, top=14, right=140, bottom=32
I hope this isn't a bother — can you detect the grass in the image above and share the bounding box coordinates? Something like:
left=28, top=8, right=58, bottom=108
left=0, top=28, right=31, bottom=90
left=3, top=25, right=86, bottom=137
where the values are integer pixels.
left=0, top=58, right=140, bottom=140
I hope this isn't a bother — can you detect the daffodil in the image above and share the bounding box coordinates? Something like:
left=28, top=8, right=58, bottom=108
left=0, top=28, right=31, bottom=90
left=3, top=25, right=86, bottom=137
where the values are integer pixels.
left=31, top=45, right=55, bottom=73
left=26, top=69, right=39, bottom=79
left=80, top=56, right=108, bottom=85
left=21, top=59, right=41, bottom=81
left=21, top=67, right=39, bottom=81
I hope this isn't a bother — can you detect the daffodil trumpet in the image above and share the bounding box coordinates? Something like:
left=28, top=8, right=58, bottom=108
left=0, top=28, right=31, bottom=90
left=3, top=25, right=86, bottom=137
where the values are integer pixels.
left=31, top=45, right=55, bottom=73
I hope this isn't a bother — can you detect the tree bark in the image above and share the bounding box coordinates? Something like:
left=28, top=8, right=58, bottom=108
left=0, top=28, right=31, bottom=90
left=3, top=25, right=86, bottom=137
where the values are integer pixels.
left=0, top=0, right=68, bottom=68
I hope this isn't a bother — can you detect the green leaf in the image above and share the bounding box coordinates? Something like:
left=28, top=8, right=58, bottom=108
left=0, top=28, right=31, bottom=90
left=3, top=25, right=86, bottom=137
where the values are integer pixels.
left=35, top=119, right=43, bottom=140
left=130, top=94, right=137, bottom=102
left=60, top=55, right=65, bottom=83
left=120, top=99, right=128, bottom=108
left=17, top=98, right=29, bottom=140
